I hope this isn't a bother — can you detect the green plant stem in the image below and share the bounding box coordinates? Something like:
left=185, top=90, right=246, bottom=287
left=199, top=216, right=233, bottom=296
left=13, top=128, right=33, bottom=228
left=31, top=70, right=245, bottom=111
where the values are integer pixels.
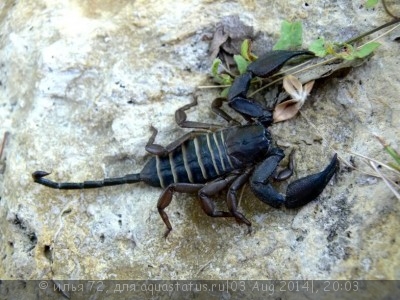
left=249, top=21, right=400, bottom=98
left=344, top=18, right=400, bottom=45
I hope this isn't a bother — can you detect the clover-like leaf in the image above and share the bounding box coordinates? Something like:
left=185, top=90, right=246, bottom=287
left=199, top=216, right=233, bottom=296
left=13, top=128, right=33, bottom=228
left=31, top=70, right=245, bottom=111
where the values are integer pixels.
left=308, top=37, right=327, bottom=57
left=273, top=20, right=303, bottom=50
left=354, top=42, right=381, bottom=58
left=365, top=0, right=378, bottom=9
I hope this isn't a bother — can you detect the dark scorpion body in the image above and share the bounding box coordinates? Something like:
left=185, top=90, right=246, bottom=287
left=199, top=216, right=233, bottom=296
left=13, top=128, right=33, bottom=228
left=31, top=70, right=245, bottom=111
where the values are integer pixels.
left=33, top=50, right=339, bottom=237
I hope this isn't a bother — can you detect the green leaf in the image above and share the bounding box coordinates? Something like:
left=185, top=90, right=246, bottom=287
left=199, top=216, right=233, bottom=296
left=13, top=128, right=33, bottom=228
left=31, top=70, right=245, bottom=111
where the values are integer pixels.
left=218, top=74, right=233, bottom=85
left=354, top=42, right=381, bottom=58
left=384, top=145, right=400, bottom=166
left=240, top=39, right=257, bottom=61
left=325, top=43, right=338, bottom=55
left=365, top=0, right=378, bottom=9
left=211, top=58, right=222, bottom=77
left=240, top=39, right=251, bottom=61
left=308, top=37, right=327, bottom=57
left=273, top=20, right=303, bottom=50
left=220, top=87, right=230, bottom=98
left=388, top=162, right=400, bottom=172
left=233, top=55, right=249, bottom=74
left=335, top=42, right=380, bottom=60
left=211, top=58, right=234, bottom=85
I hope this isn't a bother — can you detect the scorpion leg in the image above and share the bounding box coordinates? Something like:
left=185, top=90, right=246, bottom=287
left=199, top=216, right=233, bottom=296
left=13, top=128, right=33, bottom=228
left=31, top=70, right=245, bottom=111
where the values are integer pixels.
left=211, top=97, right=241, bottom=126
left=147, top=95, right=229, bottom=156
left=226, top=168, right=254, bottom=232
left=145, top=126, right=204, bottom=156
left=250, top=152, right=339, bottom=209
left=198, top=175, right=238, bottom=220
left=158, top=175, right=247, bottom=237
left=157, top=182, right=204, bottom=238
left=175, top=96, right=223, bottom=131
left=146, top=96, right=229, bottom=156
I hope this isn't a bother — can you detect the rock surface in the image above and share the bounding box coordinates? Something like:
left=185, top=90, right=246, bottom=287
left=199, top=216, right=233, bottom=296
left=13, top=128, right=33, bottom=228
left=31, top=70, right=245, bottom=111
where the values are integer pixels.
left=0, top=0, right=399, bottom=281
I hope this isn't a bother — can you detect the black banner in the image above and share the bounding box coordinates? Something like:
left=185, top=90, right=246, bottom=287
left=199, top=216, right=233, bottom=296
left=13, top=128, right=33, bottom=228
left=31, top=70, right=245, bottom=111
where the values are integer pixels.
left=0, top=280, right=398, bottom=299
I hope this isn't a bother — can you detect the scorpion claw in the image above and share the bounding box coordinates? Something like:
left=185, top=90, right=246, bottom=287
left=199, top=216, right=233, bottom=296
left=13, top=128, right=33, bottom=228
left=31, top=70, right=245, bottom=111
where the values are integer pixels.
left=250, top=153, right=339, bottom=209
left=285, top=154, right=339, bottom=208
left=246, top=50, right=314, bottom=78
left=227, top=50, right=314, bottom=124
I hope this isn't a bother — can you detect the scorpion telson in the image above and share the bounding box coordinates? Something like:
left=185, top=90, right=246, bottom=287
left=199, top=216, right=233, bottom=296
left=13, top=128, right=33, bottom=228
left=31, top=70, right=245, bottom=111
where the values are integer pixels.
left=33, top=50, right=339, bottom=237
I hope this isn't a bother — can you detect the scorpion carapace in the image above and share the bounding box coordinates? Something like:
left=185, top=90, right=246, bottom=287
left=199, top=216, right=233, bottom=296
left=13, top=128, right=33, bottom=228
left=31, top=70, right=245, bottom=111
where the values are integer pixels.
left=33, top=49, right=339, bottom=237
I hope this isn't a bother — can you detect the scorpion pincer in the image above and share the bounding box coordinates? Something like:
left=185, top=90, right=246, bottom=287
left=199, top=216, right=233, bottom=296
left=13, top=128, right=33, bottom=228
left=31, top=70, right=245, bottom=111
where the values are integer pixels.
left=33, top=50, right=339, bottom=237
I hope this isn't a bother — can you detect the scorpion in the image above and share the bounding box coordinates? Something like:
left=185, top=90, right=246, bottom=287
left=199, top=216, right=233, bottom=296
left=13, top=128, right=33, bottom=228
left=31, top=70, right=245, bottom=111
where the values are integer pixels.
left=33, top=50, right=339, bottom=237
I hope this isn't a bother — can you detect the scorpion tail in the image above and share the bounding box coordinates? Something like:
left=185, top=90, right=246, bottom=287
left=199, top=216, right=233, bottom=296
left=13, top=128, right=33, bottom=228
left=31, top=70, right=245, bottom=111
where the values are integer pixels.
left=32, top=170, right=141, bottom=190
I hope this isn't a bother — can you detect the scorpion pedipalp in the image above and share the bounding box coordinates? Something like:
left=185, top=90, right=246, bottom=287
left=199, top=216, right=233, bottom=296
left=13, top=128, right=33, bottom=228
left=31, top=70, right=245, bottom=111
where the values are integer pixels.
left=226, top=50, right=314, bottom=126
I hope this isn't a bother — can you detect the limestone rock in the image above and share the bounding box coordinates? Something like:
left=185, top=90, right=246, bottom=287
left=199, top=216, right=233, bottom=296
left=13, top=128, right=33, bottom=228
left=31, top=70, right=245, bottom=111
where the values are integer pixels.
left=0, top=0, right=399, bottom=282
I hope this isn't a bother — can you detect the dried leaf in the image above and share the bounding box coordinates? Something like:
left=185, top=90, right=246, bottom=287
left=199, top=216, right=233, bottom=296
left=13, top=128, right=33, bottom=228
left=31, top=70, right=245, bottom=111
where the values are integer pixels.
left=273, top=75, right=315, bottom=122
left=219, top=15, right=254, bottom=40
left=209, top=27, right=229, bottom=59
left=273, top=99, right=301, bottom=123
left=283, top=75, right=303, bottom=100
left=303, top=80, right=315, bottom=95
left=210, top=15, right=255, bottom=60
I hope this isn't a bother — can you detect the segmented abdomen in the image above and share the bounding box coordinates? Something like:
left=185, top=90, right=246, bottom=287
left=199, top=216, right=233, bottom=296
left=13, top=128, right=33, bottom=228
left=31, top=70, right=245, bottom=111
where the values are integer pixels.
left=140, top=130, right=238, bottom=188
